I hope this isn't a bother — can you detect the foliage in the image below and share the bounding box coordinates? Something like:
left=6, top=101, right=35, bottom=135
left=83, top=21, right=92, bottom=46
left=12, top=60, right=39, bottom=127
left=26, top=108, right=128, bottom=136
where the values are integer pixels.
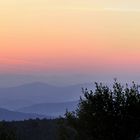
left=57, top=117, right=78, bottom=140
left=65, top=80, right=140, bottom=140
left=0, top=119, right=59, bottom=140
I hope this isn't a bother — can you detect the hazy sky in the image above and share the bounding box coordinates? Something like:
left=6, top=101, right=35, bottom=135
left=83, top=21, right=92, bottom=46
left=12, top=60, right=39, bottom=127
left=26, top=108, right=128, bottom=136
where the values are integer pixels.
left=0, top=0, right=140, bottom=86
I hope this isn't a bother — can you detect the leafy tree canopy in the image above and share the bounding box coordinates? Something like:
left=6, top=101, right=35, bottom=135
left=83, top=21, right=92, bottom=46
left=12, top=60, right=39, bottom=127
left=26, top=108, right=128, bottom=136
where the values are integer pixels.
left=65, top=80, right=140, bottom=140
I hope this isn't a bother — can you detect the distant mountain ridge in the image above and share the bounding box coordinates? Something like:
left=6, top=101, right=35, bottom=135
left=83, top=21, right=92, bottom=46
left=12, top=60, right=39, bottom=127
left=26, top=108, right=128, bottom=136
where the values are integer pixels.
left=0, top=108, right=45, bottom=121
left=0, top=82, right=93, bottom=110
left=17, top=101, right=78, bottom=116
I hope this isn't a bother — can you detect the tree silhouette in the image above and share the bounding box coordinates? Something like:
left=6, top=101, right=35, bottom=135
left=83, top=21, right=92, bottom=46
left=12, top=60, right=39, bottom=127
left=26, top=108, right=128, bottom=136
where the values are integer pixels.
left=65, top=80, right=140, bottom=140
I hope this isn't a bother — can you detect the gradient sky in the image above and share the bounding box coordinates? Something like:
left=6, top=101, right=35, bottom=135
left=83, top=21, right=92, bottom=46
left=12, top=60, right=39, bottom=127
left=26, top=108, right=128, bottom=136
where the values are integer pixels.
left=0, top=0, right=140, bottom=86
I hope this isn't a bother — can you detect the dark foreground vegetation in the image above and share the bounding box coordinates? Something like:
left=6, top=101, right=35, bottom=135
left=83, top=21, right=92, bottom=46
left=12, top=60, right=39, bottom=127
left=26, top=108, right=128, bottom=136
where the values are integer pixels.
left=0, top=80, right=140, bottom=140
left=0, top=119, right=59, bottom=140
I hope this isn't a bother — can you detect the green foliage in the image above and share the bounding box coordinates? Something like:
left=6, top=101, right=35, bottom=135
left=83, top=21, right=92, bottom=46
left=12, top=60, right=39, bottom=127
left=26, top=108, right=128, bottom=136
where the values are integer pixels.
left=65, top=80, right=140, bottom=140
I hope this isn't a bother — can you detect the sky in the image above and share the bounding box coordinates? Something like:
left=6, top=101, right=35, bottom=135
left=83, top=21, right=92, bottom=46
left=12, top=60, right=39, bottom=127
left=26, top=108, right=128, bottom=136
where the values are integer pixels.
left=0, top=0, right=140, bottom=86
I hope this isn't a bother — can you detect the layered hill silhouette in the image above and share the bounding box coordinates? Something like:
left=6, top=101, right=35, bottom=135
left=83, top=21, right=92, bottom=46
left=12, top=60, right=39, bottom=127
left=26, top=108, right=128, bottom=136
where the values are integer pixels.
left=17, top=101, right=78, bottom=116
left=0, top=82, right=93, bottom=117
left=0, top=82, right=93, bottom=110
left=0, top=108, right=45, bottom=121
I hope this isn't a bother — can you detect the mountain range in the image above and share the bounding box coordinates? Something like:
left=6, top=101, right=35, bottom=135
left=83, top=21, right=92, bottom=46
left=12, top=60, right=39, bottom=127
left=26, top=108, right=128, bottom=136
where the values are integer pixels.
left=17, top=101, right=78, bottom=116
left=0, top=82, right=93, bottom=110
left=0, top=82, right=94, bottom=119
left=0, top=108, right=45, bottom=121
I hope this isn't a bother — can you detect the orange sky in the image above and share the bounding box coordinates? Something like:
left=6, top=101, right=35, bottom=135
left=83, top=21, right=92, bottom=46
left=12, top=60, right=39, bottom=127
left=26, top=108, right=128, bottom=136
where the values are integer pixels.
left=0, top=0, right=140, bottom=79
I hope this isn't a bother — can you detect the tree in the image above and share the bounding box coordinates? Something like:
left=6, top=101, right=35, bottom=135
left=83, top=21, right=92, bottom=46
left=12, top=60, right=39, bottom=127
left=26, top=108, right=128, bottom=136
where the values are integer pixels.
left=65, top=80, right=140, bottom=140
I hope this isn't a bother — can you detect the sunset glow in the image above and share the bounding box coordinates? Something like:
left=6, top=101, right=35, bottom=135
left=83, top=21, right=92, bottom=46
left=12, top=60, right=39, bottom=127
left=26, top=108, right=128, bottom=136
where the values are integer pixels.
left=0, top=0, right=140, bottom=82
